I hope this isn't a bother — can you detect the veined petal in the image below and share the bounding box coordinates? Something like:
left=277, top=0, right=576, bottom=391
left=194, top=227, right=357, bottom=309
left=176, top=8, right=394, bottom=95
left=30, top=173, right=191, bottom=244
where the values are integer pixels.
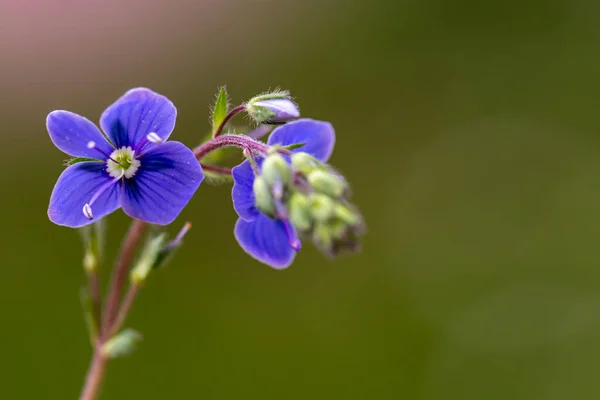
left=267, top=119, right=335, bottom=162
left=48, top=162, right=121, bottom=228
left=120, top=141, right=203, bottom=225
left=234, top=215, right=297, bottom=269
left=100, top=88, right=176, bottom=151
left=231, top=160, right=262, bottom=221
left=47, top=111, right=114, bottom=158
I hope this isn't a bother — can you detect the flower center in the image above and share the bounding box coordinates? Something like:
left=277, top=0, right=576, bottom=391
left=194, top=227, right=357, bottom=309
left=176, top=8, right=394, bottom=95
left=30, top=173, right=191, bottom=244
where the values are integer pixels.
left=107, top=146, right=141, bottom=179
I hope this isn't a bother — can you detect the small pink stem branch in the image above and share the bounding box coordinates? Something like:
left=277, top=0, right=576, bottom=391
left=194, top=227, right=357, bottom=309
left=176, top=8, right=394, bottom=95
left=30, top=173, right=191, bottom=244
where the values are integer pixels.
left=193, top=134, right=291, bottom=161
left=101, top=219, right=148, bottom=333
left=79, top=349, right=108, bottom=400
left=213, top=104, right=246, bottom=138
left=108, top=284, right=138, bottom=339
left=193, top=134, right=269, bottom=160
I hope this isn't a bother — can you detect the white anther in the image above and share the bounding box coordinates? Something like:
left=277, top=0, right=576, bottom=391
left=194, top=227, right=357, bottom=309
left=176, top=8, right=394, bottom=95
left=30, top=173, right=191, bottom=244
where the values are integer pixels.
left=83, top=203, right=94, bottom=220
left=87, top=141, right=96, bottom=149
left=146, top=132, right=162, bottom=144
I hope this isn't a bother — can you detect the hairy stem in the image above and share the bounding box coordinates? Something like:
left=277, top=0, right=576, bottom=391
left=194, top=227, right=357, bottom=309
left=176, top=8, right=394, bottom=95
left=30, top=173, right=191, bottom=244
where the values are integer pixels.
left=101, top=219, right=148, bottom=333
left=194, top=134, right=269, bottom=160
left=212, top=104, right=246, bottom=138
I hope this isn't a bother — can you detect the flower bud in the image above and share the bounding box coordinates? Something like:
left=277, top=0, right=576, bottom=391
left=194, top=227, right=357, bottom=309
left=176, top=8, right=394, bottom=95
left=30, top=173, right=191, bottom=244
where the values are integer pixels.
left=291, top=152, right=320, bottom=176
left=334, top=203, right=359, bottom=226
left=261, top=154, right=292, bottom=187
left=101, top=329, right=143, bottom=359
left=309, top=193, right=336, bottom=222
left=288, top=193, right=312, bottom=232
left=306, top=198, right=365, bottom=257
left=79, top=220, right=105, bottom=273
left=253, top=176, right=276, bottom=215
left=130, top=232, right=169, bottom=285
left=130, top=223, right=191, bottom=285
left=312, top=223, right=333, bottom=253
left=307, top=170, right=348, bottom=198
left=246, top=97, right=299, bottom=124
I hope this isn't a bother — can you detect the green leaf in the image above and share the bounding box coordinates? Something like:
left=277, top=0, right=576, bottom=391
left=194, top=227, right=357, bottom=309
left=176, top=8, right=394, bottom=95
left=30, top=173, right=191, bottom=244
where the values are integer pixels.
left=283, top=142, right=305, bottom=151
left=64, top=157, right=102, bottom=166
left=211, top=86, right=229, bottom=135
left=101, top=329, right=143, bottom=359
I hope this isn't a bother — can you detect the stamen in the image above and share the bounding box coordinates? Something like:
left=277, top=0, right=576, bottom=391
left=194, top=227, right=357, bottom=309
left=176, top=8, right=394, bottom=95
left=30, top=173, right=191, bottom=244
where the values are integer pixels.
left=83, top=204, right=93, bottom=220
left=82, top=172, right=124, bottom=220
left=87, top=141, right=121, bottom=165
left=147, top=132, right=162, bottom=144
left=134, top=132, right=163, bottom=155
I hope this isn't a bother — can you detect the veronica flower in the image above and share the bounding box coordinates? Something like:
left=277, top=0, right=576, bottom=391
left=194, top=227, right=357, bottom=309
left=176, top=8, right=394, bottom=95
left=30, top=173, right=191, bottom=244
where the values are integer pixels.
left=231, top=119, right=336, bottom=268
left=47, top=88, right=204, bottom=228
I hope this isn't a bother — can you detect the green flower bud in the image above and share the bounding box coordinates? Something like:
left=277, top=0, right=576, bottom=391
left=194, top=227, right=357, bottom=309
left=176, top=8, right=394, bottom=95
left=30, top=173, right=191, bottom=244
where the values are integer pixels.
left=253, top=176, right=275, bottom=215
left=308, top=200, right=365, bottom=257
left=312, top=222, right=333, bottom=252
left=288, top=193, right=312, bottom=232
left=307, top=170, right=347, bottom=198
left=262, top=154, right=292, bottom=187
left=309, top=193, right=336, bottom=222
left=291, top=152, right=320, bottom=176
left=329, top=220, right=348, bottom=239
left=130, top=232, right=169, bottom=285
left=334, top=203, right=358, bottom=226
left=101, top=329, right=143, bottom=359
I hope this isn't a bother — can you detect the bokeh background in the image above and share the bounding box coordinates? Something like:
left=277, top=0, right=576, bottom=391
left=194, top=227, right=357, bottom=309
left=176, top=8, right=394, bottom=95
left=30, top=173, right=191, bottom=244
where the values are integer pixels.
left=2, top=0, right=600, bottom=398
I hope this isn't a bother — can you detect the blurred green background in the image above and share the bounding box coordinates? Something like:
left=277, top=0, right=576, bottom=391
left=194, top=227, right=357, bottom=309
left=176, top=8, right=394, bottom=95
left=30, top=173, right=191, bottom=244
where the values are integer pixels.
left=2, top=0, right=600, bottom=398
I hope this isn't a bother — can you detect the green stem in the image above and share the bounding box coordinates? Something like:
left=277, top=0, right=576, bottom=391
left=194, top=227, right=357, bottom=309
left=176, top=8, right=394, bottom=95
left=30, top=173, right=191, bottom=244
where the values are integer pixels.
left=79, top=219, right=148, bottom=400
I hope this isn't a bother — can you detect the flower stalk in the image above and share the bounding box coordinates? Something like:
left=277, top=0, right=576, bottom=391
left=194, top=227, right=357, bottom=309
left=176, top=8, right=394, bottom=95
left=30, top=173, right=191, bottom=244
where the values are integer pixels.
left=212, top=104, right=246, bottom=138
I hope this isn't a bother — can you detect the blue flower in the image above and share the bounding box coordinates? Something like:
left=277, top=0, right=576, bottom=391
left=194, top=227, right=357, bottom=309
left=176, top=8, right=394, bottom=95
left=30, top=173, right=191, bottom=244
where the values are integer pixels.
left=47, top=88, right=204, bottom=228
left=231, top=119, right=335, bottom=269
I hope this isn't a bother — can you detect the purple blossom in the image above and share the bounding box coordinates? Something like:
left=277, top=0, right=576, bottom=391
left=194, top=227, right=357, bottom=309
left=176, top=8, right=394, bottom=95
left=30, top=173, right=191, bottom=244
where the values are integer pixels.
left=231, top=119, right=335, bottom=268
left=47, top=88, right=204, bottom=228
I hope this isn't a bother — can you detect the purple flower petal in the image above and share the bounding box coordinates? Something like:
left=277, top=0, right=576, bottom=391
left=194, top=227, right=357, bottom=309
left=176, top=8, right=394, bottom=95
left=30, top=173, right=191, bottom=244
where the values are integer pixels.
left=48, top=162, right=121, bottom=228
left=47, top=111, right=114, bottom=158
left=120, top=141, right=203, bottom=225
left=100, top=88, right=176, bottom=151
left=267, top=119, right=335, bottom=162
left=234, top=215, right=297, bottom=269
left=231, top=160, right=262, bottom=221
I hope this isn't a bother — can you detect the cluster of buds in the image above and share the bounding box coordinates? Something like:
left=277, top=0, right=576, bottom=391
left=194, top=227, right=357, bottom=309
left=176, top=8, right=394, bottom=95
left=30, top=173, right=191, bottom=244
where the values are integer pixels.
left=253, top=151, right=364, bottom=257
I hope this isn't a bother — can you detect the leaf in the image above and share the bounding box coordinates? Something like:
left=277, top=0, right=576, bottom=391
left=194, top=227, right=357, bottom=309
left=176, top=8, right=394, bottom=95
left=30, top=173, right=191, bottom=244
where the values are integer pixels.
left=283, top=142, right=305, bottom=151
left=64, top=157, right=102, bottom=166
left=211, top=86, right=229, bottom=135
left=101, top=329, right=143, bottom=359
